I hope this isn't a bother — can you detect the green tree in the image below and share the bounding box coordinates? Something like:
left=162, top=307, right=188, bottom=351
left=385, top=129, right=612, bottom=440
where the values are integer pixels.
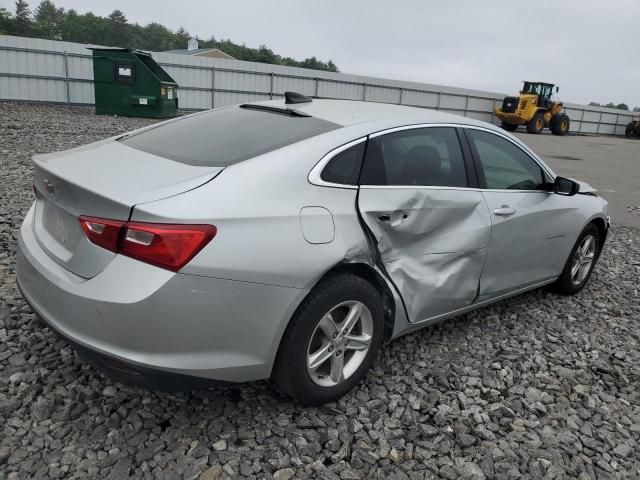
left=0, top=8, right=12, bottom=34
left=175, top=27, right=190, bottom=48
left=140, top=22, right=176, bottom=51
left=60, top=8, right=84, bottom=42
left=13, top=0, right=32, bottom=36
left=5, top=2, right=339, bottom=71
left=33, top=0, right=64, bottom=39
left=107, top=9, right=129, bottom=46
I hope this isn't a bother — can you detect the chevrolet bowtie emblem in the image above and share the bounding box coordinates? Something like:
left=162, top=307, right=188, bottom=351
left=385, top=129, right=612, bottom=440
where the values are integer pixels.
left=43, top=178, right=55, bottom=194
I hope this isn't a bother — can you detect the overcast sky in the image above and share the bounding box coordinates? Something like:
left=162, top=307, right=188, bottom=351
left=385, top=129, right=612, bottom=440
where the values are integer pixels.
left=4, top=0, right=639, bottom=108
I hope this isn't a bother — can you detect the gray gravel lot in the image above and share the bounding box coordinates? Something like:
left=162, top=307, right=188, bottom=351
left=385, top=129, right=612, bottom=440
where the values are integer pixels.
left=1, top=102, right=640, bottom=480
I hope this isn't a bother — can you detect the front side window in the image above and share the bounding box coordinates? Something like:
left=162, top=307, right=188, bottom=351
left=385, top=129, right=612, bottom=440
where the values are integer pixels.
left=360, top=127, right=468, bottom=187
left=466, top=129, right=545, bottom=190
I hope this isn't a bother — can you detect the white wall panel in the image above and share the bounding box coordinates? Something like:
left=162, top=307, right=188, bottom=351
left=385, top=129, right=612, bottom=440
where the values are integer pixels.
left=0, top=35, right=633, bottom=136
left=439, top=94, right=467, bottom=111
left=69, top=81, right=93, bottom=104
left=318, top=80, right=363, bottom=100
left=582, top=110, right=602, bottom=123
left=465, top=111, right=494, bottom=123
left=213, top=91, right=270, bottom=108
left=365, top=85, right=400, bottom=104
left=599, top=124, right=617, bottom=135
left=600, top=112, right=619, bottom=125
left=273, top=76, right=316, bottom=96
left=467, top=97, right=497, bottom=113
left=402, top=90, right=438, bottom=108
left=67, top=55, right=93, bottom=80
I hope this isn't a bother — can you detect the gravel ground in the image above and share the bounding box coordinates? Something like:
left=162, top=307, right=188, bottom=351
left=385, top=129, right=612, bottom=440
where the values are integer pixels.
left=1, top=102, right=640, bottom=480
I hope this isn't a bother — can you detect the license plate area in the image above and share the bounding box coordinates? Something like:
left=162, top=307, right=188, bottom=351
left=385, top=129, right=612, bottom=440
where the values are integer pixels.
left=34, top=195, right=83, bottom=261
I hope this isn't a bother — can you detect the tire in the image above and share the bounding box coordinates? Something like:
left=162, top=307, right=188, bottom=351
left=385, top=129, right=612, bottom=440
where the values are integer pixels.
left=551, top=224, right=601, bottom=295
left=501, top=121, right=518, bottom=132
left=551, top=114, right=570, bottom=136
left=526, top=111, right=545, bottom=134
left=272, top=274, right=384, bottom=405
left=626, top=122, right=638, bottom=139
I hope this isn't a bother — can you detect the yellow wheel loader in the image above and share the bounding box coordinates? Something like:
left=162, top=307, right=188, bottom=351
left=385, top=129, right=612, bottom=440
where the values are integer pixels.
left=495, top=81, right=570, bottom=135
left=625, top=116, right=640, bottom=138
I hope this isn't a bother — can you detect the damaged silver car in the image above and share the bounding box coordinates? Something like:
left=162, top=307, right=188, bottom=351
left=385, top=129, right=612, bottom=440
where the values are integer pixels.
left=17, top=92, right=609, bottom=404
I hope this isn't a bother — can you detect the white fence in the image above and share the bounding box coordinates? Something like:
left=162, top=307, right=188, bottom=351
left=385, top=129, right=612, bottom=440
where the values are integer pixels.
left=0, top=35, right=635, bottom=136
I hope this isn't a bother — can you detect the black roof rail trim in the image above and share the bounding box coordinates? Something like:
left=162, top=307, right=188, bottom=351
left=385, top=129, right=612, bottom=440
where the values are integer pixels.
left=239, top=104, right=311, bottom=117
left=285, top=91, right=313, bottom=104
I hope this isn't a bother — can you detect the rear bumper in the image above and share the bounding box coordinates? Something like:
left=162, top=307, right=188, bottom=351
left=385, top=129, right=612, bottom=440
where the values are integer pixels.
left=17, top=205, right=307, bottom=386
left=24, top=302, right=227, bottom=390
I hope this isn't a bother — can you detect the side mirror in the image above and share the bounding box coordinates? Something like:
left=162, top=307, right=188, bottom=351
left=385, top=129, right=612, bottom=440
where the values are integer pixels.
left=556, top=86, right=559, bottom=93
left=554, top=176, right=579, bottom=196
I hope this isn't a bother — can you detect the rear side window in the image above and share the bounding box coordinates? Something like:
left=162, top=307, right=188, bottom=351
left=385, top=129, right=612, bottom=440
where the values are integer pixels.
left=320, top=142, right=365, bottom=185
left=121, top=106, right=340, bottom=167
left=466, top=129, right=545, bottom=190
left=360, top=127, right=468, bottom=187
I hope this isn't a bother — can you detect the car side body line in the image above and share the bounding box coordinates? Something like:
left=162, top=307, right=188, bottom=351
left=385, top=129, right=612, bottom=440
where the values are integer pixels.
left=390, top=277, right=558, bottom=340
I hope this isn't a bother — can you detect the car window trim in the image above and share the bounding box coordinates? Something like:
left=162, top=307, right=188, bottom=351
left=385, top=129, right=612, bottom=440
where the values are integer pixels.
left=456, top=126, right=480, bottom=189
left=308, top=137, right=367, bottom=190
left=461, top=125, right=555, bottom=193
left=361, top=124, right=471, bottom=188
left=309, top=124, right=555, bottom=192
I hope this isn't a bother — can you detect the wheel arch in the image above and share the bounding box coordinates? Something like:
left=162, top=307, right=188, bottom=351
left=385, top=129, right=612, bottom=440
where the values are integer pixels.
left=311, top=262, right=398, bottom=342
left=587, top=216, right=608, bottom=259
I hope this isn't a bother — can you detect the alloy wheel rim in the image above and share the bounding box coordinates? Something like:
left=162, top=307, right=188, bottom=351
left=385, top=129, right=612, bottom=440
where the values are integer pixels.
left=306, top=301, right=373, bottom=387
left=536, top=118, right=543, bottom=129
left=571, top=235, right=596, bottom=285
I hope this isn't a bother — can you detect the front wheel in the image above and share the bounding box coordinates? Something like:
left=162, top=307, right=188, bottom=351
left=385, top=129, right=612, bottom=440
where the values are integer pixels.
left=272, top=274, right=384, bottom=405
left=551, top=224, right=601, bottom=295
left=526, top=111, right=545, bottom=134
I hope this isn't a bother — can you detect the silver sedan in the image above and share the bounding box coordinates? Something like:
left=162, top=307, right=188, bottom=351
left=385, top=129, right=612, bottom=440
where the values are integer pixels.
left=17, top=93, right=609, bottom=404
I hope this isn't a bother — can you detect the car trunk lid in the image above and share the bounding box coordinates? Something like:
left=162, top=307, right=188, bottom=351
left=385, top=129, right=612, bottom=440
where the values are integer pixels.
left=32, top=139, right=222, bottom=278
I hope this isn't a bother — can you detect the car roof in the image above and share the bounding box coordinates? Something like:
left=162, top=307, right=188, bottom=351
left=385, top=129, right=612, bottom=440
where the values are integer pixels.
left=249, top=98, right=496, bottom=131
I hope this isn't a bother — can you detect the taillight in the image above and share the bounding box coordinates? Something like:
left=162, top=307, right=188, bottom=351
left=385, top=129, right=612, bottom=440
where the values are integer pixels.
left=78, top=216, right=216, bottom=272
left=121, top=222, right=216, bottom=271
left=79, top=216, right=125, bottom=251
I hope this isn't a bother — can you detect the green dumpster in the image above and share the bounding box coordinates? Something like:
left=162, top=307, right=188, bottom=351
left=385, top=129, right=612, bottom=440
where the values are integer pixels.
left=89, top=47, right=178, bottom=118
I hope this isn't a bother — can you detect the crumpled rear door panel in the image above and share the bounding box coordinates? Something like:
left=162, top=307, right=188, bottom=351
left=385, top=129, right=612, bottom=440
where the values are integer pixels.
left=358, top=187, right=491, bottom=322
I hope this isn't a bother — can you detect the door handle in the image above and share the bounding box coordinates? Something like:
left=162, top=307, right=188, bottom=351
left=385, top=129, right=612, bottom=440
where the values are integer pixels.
left=493, top=205, right=516, bottom=216
left=378, top=211, right=409, bottom=226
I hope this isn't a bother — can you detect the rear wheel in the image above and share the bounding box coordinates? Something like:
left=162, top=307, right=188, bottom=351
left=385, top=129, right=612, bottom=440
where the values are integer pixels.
left=501, top=121, right=519, bottom=132
left=626, top=122, right=638, bottom=138
left=551, top=114, right=570, bottom=136
left=526, top=111, right=545, bottom=134
left=551, top=224, right=600, bottom=295
left=272, top=274, right=384, bottom=405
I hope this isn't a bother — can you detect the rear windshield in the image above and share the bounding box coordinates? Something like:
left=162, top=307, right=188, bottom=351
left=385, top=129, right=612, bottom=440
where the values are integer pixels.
left=120, top=106, right=340, bottom=167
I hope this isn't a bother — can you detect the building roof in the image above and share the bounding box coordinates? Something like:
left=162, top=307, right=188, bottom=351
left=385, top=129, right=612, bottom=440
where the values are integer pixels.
left=162, top=48, right=235, bottom=60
